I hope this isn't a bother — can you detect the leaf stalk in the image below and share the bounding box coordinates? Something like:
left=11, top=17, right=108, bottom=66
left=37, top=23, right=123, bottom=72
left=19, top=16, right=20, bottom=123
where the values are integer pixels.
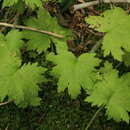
left=85, top=107, right=102, bottom=130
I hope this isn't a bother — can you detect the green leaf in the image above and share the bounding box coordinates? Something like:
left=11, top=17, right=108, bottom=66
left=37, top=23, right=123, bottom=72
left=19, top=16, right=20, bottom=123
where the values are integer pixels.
left=123, top=51, right=130, bottom=67
left=48, top=46, right=100, bottom=98
left=23, top=8, right=71, bottom=53
left=0, top=61, right=46, bottom=107
left=0, top=30, right=47, bottom=107
left=86, top=7, right=130, bottom=61
left=6, top=30, right=24, bottom=56
left=86, top=63, right=130, bottom=122
left=2, top=0, right=42, bottom=8
left=3, top=0, right=18, bottom=7
left=53, top=39, right=68, bottom=53
left=0, top=30, right=23, bottom=57
left=24, top=0, right=42, bottom=8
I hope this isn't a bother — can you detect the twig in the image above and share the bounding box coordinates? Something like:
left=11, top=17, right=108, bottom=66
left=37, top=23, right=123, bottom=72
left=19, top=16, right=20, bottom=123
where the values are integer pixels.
left=74, top=1, right=99, bottom=11
left=85, top=107, right=102, bottom=130
left=0, top=22, right=64, bottom=39
left=74, top=0, right=130, bottom=11
left=5, top=125, right=8, bottom=130
left=0, top=100, right=12, bottom=106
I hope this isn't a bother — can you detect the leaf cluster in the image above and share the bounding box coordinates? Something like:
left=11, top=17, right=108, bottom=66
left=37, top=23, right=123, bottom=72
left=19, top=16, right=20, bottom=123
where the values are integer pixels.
left=23, top=8, right=71, bottom=53
left=47, top=7, right=130, bottom=123
left=0, top=6, right=71, bottom=108
left=1, top=2, right=130, bottom=125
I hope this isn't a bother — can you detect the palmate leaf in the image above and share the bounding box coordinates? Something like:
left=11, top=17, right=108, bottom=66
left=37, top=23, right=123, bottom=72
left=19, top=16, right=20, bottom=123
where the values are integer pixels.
left=0, top=30, right=24, bottom=58
left=0, top=62, right=46, bottom=107
left=86, top=7, right=130, bottom=61
left=2, top=0, right=42, bottom=8
left=48, top=44, right=100, bottom=98
left=86, top=63, right=130, bottom=123
left=23, top=8, right=71, bottom=53
left=0, top=30, right=47, bottom=107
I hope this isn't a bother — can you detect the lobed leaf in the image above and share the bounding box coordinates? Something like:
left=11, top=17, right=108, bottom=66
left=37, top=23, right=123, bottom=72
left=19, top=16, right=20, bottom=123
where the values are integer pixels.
left=48, top=45, right=100, bottom=98
left=86, top=63, right=130, bottom=122
left=0, top=30, right=47, bottom=107
left=23, top=8, right=72, bottom=53
left=86, top=7, right=130, bottom=61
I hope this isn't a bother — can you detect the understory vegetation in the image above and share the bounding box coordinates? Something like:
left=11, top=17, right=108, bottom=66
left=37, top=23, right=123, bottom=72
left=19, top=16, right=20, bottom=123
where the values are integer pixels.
left=1, top=0, right=130, bottom=130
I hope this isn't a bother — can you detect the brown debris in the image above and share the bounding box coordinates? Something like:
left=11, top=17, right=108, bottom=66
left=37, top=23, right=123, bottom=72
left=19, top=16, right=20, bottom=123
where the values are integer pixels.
left=45, top=2, right=103, bottom=55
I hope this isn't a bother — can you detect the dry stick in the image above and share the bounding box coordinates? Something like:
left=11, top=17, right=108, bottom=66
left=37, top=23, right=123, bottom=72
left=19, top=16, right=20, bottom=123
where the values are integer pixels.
left=5, top=126, right=8, bottom=130
left=74, top=0, right=130, bottom=11
left=74, top=1, right=99, bottom=11
left=0, top=100, right=12, bottom=106
left=0, top=22, right=64, bottom=39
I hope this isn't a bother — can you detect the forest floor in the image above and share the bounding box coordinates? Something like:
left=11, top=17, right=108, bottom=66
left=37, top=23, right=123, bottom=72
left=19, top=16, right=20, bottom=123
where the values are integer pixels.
left=0, top=1, right=130, bottom=130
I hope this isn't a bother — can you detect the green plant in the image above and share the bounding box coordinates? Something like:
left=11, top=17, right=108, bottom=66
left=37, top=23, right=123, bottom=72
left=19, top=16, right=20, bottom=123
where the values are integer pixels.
left=48, top=7, right=130, bottom=123
left=1, top=0, right=130, bottom=129
left=0, top=3, right=71, bottom=108
left=85, top=7, right=130, bottom=123
left=0, top=30, right=47, bottom=107
left=23, top=8, right=71, bottom=53
left=86, top=7, right=130, bottom=61
left=47, top=44, right=100, bottom=98
left=86, top=62, right=130, bottom=122
left=1, top=0, right=42, bottom=8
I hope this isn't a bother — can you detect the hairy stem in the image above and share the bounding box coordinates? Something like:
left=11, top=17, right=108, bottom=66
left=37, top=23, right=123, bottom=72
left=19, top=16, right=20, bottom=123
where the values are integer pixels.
left=0, top=22, right=64, bottom=39
left=85, top=107, right=102, bottom=130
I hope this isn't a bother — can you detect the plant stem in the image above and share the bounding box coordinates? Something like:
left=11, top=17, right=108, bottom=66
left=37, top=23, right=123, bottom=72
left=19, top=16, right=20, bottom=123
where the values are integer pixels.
left=85, top=107, right=102, bottom=130
left=90, top=39, right=102, bottom=53
left=0, top=22, right=64, bottom=39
